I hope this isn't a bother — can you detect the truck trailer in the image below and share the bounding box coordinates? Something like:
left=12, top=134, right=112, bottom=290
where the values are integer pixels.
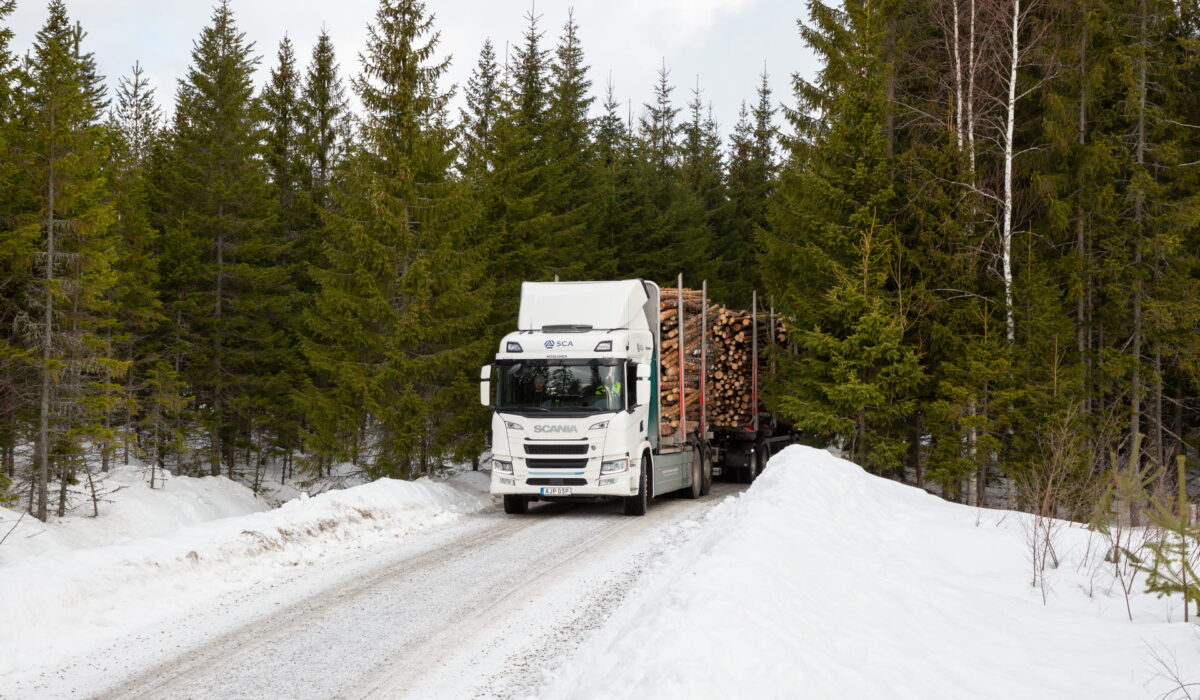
left=480, top=277, right=792, bottom=515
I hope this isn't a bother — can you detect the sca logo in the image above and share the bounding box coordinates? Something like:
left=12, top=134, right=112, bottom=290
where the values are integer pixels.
left=543, top=339, right=574, bottom=349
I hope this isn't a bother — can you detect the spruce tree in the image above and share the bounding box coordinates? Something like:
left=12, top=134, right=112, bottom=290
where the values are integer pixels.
left=679, top=81, right=725, bottom=285
left=301, top=0, right=491, bottom=476
left=588, top=77, right=627, bottom=272
left=543, top=10, right=600, bottom=277
left=0, top=0, right=33, bottom=490
left=105, top=61, right=164, bottom=469
left=459, top=38, right=501, bottom=177
left=298, top=29, right=347, bottom=204
left=157, top=0, right=288, bottom=477
left=263, top=35, right=305, bottom=227
left=24, top=1, right=118, bottom=517
left=726, top=71, right=776, bottom=305
left=624, top=63, right=713, bottom=282
left=763, top=0, right=923, bottom=473
left=482, top=8, right=569, bottom=290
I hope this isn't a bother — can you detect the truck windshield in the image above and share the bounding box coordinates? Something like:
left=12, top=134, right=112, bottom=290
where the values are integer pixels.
left=497, top=361, right=625, bottom=413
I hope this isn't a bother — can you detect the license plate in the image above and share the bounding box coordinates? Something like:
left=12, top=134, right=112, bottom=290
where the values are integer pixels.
left=540, top=487, right=572, bottom=496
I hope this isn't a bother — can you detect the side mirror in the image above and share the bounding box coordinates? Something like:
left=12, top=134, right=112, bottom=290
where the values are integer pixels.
left=636, top=364, right=651, bottom=380
left=635, top=363, right=651, bottom=410
left=479, top=365, right=492, bottom=407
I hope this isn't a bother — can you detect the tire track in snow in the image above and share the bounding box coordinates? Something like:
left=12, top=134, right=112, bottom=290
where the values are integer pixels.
left=92, top=484, right=742, bottom=700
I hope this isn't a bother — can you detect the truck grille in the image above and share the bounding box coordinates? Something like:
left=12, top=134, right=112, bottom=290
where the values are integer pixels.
left=524, top=443, right=589, bottom=455
left=527, top=478, right=587, bottom=486
left=524, top=458, right=589, bottom=469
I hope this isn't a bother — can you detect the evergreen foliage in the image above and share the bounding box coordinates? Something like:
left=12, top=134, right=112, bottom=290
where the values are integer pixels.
left=297, top=29, right=347, bottom=204
left=105, top=61, right=164, bottom=470
left=155, top=0, right=291, bottom=478
left=764, top=0, right=924, bottom=472
left=0, top=0, right=1194, bottom=534
left=301, top=0, right=490, bottom=477
left=23, top=0, right=118, bottom=518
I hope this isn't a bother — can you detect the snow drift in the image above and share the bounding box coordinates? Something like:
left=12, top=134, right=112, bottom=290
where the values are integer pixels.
left=0, top=471, right=491, bottom=682
left=548, top=445, right=1200, bottom=699
left=0, top=464, right=268, bottom=564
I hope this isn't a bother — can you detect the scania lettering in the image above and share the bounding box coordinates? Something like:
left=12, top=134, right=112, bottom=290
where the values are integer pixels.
left=480, top=278, right=794, bottom=516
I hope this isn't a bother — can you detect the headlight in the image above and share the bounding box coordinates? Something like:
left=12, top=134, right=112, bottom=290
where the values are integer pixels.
left=600, top=458, right=628, bottom=474
left=505, top=421, right=523, bottom=430
left=589, top=421, right=609, bottom=430
left=493, top=459, right=513, bottom=474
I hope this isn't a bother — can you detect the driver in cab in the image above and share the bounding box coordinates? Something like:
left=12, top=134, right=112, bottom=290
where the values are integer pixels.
left=593, top=375, right=621, bottom=408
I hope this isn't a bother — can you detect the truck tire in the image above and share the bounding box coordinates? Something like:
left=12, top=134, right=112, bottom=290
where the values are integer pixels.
left=700, top=446, right=713, bottom=496
left=623, top=455, right=650, bottom=516
left=743, top=446, right=759, bottom=484
left=503, top=494, right=528, bottom=514
left=683, top=446, right=702, bottom=499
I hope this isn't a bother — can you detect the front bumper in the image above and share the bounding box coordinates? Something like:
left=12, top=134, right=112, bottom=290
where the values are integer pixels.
left=490, top=470, right=635, bottom=497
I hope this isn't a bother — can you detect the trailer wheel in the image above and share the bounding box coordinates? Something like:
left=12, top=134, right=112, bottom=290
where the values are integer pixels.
left=683, top=445, right=702, bottom=499
left=700, top=446, right=713, bottom=496
left=623, top=455, right=650, bottom=516
left=503, top=494, right=528, bottom=514
left=743, top=447, right=759, bottom=484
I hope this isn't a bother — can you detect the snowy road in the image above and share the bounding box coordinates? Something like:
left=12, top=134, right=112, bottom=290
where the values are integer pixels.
left=47, top=482, right=742, bottom=700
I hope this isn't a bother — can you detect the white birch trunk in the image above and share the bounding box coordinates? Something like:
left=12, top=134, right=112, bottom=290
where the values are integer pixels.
left=952, top=0, right=964, bottom=150
left=967, top=0, right=977, bottom=174
left=1002, top=0, right=1021, bottom=344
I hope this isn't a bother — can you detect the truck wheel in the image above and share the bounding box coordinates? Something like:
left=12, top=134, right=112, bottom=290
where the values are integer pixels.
left=503, top=494, right=528, bottom=514
left=683, top=446, right=702, bottom=499
left=700, top=446, right=713, bottom=496
left=623, top=455, right=650, bottom=516
left=744, top=447, right=759, bottom=484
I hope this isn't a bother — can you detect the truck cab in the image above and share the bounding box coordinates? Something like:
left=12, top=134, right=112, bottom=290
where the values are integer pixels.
left=481, top=279, right=700, bottom=515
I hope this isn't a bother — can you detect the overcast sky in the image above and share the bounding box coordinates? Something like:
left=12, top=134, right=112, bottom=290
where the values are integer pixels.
left=6, top=0, right=819, bottom=139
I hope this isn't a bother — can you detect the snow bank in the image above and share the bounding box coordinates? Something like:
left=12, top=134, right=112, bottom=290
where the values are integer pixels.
left=0, top=471, right=492, bottom=681
left=548, top=445, right=1200, bottom=699
left=0, top=464, right=268, bottom=564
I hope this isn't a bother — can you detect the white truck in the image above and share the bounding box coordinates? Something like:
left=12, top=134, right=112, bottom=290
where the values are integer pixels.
left=480, top=278, right=789, bottom=515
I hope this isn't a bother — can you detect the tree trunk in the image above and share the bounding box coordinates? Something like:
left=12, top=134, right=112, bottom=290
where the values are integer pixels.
left=37, top=113, right=56, bottom=523
left=952, top=0, right=964, bottom=150
left=1129, top=0, right=1147, bottom=480
left=1152, top=349, right=1164, bottom=468
left=1001, top=0, right=1021, bottom=344
left=966, top=0, right=977, bottom=175
left=212, top=206, right=225, bottom=478
left=1076, top=0, right=1092, bottom=421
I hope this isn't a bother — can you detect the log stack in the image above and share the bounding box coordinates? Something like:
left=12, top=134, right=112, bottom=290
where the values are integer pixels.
left=658, top=288, right=786, bottom=438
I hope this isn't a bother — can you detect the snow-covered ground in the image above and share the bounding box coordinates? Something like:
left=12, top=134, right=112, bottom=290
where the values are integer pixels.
left=0, top=464, right=269, bottom=564
left=547, top=445, right=1200, bottom=699
left=3, top=447, right=1197, bottom=699
left=0, top=468, right=492, bottom=689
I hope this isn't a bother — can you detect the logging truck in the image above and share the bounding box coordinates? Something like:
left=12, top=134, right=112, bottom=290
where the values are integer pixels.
left=481, top=277, right=793, bottom=516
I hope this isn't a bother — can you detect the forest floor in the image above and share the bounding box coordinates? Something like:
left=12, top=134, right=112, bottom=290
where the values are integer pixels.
left=2, top=447, right=1198, bottom=699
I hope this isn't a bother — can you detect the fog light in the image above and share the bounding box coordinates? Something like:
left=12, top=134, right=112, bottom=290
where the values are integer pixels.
left=498, top=477, right=515, bottom=486
left=599, top=477, right=616, bottom=486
